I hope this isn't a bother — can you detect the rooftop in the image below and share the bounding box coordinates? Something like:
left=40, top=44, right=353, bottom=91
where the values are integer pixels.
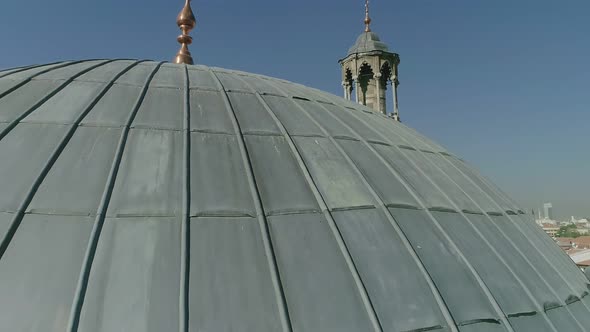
left=0, top=60, right=589, bottom=331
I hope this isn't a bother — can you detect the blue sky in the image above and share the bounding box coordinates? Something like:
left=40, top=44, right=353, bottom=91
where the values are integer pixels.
left=1, top=0, right=588, bottom=219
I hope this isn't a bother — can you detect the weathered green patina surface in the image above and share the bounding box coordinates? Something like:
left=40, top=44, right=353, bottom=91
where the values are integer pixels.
left=0, top=60, right=588, bottom=332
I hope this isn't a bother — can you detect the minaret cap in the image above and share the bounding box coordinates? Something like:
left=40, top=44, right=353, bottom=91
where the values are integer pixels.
left=364, top=0, right=372, bottom=32
left=174, top=0, right=196, bottom=65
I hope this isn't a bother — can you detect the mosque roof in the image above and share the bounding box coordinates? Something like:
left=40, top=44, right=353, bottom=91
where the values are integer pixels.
left=0, top=60, right=589, bottom=332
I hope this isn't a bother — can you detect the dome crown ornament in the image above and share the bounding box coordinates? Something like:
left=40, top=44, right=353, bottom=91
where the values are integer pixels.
left=364, top=0, right=372, bottom=32
left=174, top=0, right=197, bottom=64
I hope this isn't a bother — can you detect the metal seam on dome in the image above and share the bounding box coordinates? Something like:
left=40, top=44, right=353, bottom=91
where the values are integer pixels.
left=341, top=108, right=566, bottom=330
left=566, top=295, right=581, bottom=305
left=384, top=203, right=422, bottom=210
left=427, top=207, right=458, bottom=213
left=288, top=133, right=326, bottom=138
left=251, top=85, right=383, bottom=325
left=187, top=86, right=218, bottom=93
left=0, top=60, right=83, bottom=100
left=0, top=64, right=32, bottom=74
left=461, top=210, right=486, bottom=215
left=365, top=140, right=390, bottom=146
left=66, top=61, right=163, bottom=332
left=277, top=96, right=461, bottom=332
left=333, top=135, right=361, bottom=141
left=179, top=63, right=190, bottom=332
left=1, top=63, right=587, bottom=331
left=190, top=128, right=234, bottom=135
left=457, top=318, right=501, bottom=326
left=207, top=69, right=294, bottom=332
left=129, top=124, right=184, bottom=132
left=0, top=60, right=149, bottom=327
left=442, top=156, right=590, bottom=314
left=0, top=60, right=113, bottom=143
left=264, top=209, right=322, bottom=217
left=411, top=146, right=590, bottom=320
left=233, top=76, right=385, bottom=332
left=0, top=61, right=62, bottom=79
left=342, top=112, right=560, bottom=328
left=403, top=325, right=445, bottom=332
left=329, top=205, right=376, bottom=212
left=506, top=310, right=538, bottom=318
left=190, top=213, right=255, bottom=219
left=365, top=111, right=442, bottom=152
left=304, top=98, right=515, bottom=328
left=486, top=211, right=504, bottom=216
left=23, top=210, right=93, bottom=217
left=0, top=59, right=122, bottom=261
left=543, top=302, right=563, bottom=312
left=242, top=131, right=283, bottom=137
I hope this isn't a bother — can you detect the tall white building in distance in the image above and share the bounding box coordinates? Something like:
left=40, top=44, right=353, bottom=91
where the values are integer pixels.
left=543, top=203, right=554, bottom=220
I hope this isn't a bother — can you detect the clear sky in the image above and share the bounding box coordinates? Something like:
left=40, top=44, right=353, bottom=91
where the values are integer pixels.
left=1, top=0, right=588, bottom=219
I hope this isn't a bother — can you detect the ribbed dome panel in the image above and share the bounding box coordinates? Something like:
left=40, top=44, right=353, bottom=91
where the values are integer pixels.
left=0, top=60, right=588, bottom=332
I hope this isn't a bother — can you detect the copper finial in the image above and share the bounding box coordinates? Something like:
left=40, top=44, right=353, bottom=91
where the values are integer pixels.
left=364, top=0, right=372, bottom=32
left=174, top=0, right=197, bottom=64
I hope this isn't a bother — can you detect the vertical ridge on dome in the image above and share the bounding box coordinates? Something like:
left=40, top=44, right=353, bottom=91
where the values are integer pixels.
left=348, top=110, right=588, bottom=329
left=442, top=157, right=590, bottom=297
left=247, top=76, right=454, bottom=328
left=434, top=151, right=587, bottom=301
left=179, top=63, right=191, bottom=332
left=0, top=60, right=119, bottom=254
left=0, top=60, right=113, bottom=142
left=231, top=75, right=385, bottom=332
left=0, top=61, right=79, bottom=100
left=207, top=69, right=294, bottom=332
left=0, top=62, right=58, bottom=79
left=264, top=83, right=527, bottom=330
left=66, top=62, right=164, bottom=332
left=244, top=78, right=459, bottom=332
left=1, top=63, right=589, bottom=331
left=0, top=64, right=32, bottom=75
left=0, top=60, right=144, bottom=332
left=341, top=109, right=585, bottom=330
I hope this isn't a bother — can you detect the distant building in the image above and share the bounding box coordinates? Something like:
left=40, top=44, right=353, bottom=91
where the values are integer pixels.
left=556, top=236, right=590, bottom=250
left=557, top=239, right=575, bottom=251
left=543, top=203, right=553, bottom=220
left=569, top=249, right=590, bottom=271
left=541, top=223, right=559, bottom=237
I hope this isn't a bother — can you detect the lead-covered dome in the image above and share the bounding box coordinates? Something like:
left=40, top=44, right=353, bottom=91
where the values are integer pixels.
left=0, top=60, right=589, bottom=332
left=347, top=31, right=391, bottom=55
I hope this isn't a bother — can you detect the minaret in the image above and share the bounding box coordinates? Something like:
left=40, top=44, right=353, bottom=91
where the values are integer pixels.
left=339, top=0, right=401, bottom=120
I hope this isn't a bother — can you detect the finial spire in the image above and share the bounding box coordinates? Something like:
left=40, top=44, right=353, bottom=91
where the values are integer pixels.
left=364, top=0, right=372, bottom=32
left=174, top=0, right=197, bottom=64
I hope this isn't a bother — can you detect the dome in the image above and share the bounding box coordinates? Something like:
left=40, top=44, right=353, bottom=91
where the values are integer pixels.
left=0, top=59, right=589, bottom=332
left=347, top=31, right=391, bottom=55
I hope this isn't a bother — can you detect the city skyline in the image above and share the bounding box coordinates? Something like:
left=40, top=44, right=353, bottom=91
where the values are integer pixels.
left=535, top=202, right=588, bottom=222
left=1, top=0, right=588, bottom=219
